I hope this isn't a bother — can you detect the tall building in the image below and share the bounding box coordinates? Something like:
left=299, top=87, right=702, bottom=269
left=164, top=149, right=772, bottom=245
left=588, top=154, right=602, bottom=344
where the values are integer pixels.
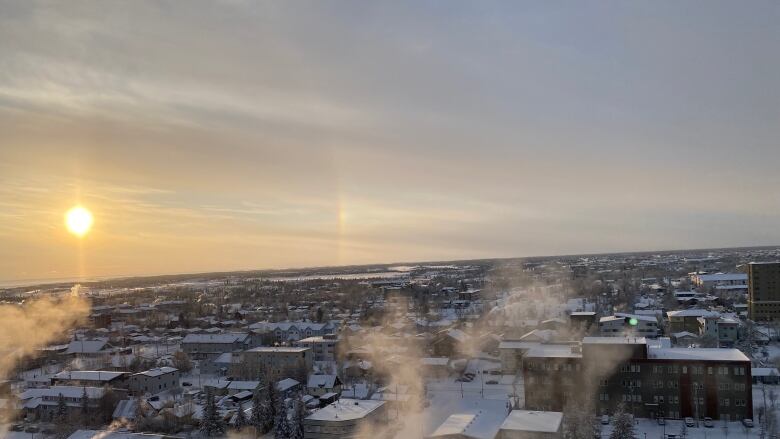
left=523, top=337, right=753, bottom=421
left=747, top=262, right=780, bottom=321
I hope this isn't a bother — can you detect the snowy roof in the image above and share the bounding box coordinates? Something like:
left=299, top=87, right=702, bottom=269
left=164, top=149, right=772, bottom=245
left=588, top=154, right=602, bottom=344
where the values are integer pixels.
left=181, top=333, right=248, bottom=344
left=582, top=336, right=646, bottom=345
left=648, top=347, right=749, bottom=362
left=667, top=309, right=720, bottom=318
left=500, top=410, right=563, bottom=433
left=246, top=346, right=309, bottom=353
left=696, top=273, right=747, bottom=282
left=134, top=367, right=178, bottom=377
left=428, top=410, right=504, bottom=439
left=525, top=344, right=581, bottom=359
left=112, top=399, right=138, bottom=420
left=53, top=370, right=127, bottom=382
left=752, top=368, right=780, bottom=377
left=277, top=378, right=300, bottom=392
left=65, top=339, right=109, bottom=354
left=308, top=374, right=339, bottom=388
left=421, top=357, right=450, bottom=366
left=306, top=399, right=384, bottom=421
left=20, top=386, right=105, bottom=400
left=204, top=379, right=260, bottom=390
left=67, top=430, right=170, bottom=439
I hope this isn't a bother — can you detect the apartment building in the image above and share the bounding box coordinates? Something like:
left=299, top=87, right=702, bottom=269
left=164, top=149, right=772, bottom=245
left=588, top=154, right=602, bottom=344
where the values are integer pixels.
left=236, top=346, right=313, bottom=382
left=180, top=333, right=251, bottom=360
left=599, top=314, right=659, bottom=338
left=295, top=335, right=339, bottom=362
left=523, top=336, right=753, bottom=421
left=691, top=273, right=748, bottom=290
left=748, top=262, right=780, bottom=321
left=129, top=367, right=180, bottom=395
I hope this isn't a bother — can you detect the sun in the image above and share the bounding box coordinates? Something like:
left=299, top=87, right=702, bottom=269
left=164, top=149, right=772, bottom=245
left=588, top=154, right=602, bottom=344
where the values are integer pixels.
left=65, top=206, right=94, bottom=237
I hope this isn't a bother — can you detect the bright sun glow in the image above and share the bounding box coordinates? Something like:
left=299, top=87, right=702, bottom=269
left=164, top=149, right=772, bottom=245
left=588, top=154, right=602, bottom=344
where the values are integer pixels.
left=65, top=206, right=93, bottom=237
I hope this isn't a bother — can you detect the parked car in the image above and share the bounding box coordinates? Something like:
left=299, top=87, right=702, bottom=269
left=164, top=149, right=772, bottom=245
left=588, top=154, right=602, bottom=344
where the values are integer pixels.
left=657, top=418, right=666, bottom=425
left=24, top=426, right=39, bottom=433
left=601, top=415, right=610, bottom=425
left=704, top=417, right=714, bottom=428
left=485, top=380, right=499, bottom=385
left=685, top=417, right=695, bottom=427
left=743, top=419, right=754, bottom=428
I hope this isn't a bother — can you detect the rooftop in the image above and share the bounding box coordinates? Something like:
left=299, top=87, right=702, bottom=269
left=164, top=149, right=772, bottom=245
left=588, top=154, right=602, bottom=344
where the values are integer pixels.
left=246, top=346, right=309, bottom=353
left=648, top=347, right=750, bottom=362
left=500, top=410, right=563, bottom=433
left=305, top=398, right=384, bottom=422
left=582, top=336, right=647, bottom=345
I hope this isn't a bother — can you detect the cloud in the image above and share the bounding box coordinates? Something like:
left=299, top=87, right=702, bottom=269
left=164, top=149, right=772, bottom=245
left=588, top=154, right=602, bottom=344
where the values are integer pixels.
left=0, top=1, right=779, bottom=280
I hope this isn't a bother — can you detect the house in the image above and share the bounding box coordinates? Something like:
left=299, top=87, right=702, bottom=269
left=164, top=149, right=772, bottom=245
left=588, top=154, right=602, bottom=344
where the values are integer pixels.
left=420, top=357, right=451, bottom=379
left=307, top=374, right=342, bottom=397
left=129, top=367, right=180, bottom=395
left=19, top=386, right=127, bottom=422
left=277, top=378, right=302, bottom=396
left=752, top=368, right=780, bottom=385
left=667, top=309, right=719, bottom=334
left=303, top=399, right=386, bottom=439
left=51, top=371, right=130, bottom=388
left=498, top=410, right=563, bottom=439
left=67, top=430, right=178, bottom=439
left=431, top=329, right=472, bottom=358
left=64, top=339, right=113, bottom=357
left=250, top=322, right=335, bottom=343
left=203, top=379, right=262, bottom=396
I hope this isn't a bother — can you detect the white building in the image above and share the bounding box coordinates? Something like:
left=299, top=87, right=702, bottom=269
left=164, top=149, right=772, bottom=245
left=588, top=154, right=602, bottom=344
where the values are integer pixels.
left=303, top=399, right=386, bottom=439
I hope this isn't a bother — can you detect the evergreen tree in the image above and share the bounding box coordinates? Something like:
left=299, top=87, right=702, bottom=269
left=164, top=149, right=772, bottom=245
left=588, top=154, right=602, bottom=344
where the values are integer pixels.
left=563, top=400, right=594, bottom=439
left=55, top=393, right=68, bottom=423
left=267, top=380, right=279, bottom=429
left=234, top=402, right=248, bottom=431
left=80, top=387, right=90, bottom=426
left=200, top=387, right=226, bottom=437
left=249, top=390, right=264, bottom=433
left=274, top=398, right=290, bottom=439
left=609, top=404, right=635, bottom=439
left=289, top=397, right=306, bottom=439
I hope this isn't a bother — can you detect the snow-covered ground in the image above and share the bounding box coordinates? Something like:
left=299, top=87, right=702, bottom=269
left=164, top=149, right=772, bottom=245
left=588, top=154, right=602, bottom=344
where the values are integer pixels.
left=601, top=418, right=759, bottom=439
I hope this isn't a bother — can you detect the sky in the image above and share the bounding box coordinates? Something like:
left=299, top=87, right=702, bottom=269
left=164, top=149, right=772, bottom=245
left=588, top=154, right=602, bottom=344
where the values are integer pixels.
left=1, top=1, right=779, bottom=282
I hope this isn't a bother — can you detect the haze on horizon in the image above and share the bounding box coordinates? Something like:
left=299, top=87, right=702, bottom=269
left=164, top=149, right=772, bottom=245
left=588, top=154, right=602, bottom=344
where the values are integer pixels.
left=1, top=1, right=779, bottom=282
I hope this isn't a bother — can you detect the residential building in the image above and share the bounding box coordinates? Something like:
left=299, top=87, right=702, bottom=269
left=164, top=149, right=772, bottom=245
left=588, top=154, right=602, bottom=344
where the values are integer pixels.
left=295, top=335, right=339, bottom=362
left=129, top=367, right=180, bottom=395
left=51, top=371, right=129, bottom=389
left=667, top=309, right=719, bottom=334
left=691, top=273, right=748, bottom=290
left=249, top=322, right=335, bottom=343
left=303, top=399, right=386, bottom=439
left=307, top=374, right=343, bottom=397
left=180, top=333, right=250, bottom=360
left=522, top=336, right=753, bottom=421
left=599, top=314, right=659, bottom=338
left=19, top=386, right=127, bottom=422
left=236, top=346, right=313, bottom=382
left=747, top=262, right=780, bottom=321
left=498, top=410, right=563, bottom=439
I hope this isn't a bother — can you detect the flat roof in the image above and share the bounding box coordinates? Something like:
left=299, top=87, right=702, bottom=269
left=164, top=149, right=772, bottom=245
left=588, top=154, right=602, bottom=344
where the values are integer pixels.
left=648, top=347, right=749, bottom=362
left=305, top=398, right=384, bottom=421
left=500, top=410, right=563, bottom=433
left=583, top=336, right=647, bottom=345
left=525, top=344, right=581, bottom=359
left=246, top=346, right=309, bottom=353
